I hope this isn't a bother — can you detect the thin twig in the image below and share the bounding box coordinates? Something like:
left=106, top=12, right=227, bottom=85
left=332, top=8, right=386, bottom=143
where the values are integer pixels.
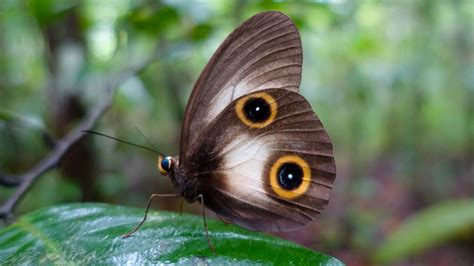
left=0, top=56, right=156, bottom=222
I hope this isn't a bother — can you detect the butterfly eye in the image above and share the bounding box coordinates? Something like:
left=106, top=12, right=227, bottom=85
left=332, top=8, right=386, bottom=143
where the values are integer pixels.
left=157, top=156, right=172, bottom=176
left=269, top=155, right=311, bottom=199
left=235, top=92, right=277, bottom=128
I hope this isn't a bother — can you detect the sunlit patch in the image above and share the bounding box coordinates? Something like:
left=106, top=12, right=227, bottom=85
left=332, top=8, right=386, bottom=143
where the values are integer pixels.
left=88, top=24, right=116, bottom=61
left=235, top=92, right=277, bottom=128
left=269, top=155, right=311, bottom=199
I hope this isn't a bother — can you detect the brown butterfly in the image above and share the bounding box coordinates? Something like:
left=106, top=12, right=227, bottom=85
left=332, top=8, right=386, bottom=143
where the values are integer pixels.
left=122, top=11, right=336, bottom=248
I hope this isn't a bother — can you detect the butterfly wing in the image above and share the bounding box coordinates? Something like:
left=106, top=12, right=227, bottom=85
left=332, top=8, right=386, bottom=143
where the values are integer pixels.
left=182, top=89, right=336, bottom=231
left=180, top=11, right=302, bottom=160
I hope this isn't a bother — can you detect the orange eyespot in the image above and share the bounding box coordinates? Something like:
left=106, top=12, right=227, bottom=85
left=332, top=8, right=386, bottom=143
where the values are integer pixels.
left=269, top=155, right=311, bottom=199
left=235, top=92, right=277, bottom=128
left=157, top=156, right=172, bottom=176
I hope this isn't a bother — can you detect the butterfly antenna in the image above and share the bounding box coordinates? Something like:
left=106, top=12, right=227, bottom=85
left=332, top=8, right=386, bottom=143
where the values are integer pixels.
left=82, top=130, right=165, bottom=157
left=134, top=126, right=160, bottom=153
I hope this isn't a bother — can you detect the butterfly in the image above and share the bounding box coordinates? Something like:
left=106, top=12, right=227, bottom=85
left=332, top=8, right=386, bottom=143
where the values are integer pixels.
left=123, top=11, right=336, bottom=246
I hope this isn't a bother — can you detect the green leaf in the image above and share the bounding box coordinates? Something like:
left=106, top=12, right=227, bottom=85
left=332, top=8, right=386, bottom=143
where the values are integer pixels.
left=375, top=199, right=474, bottom=263
left=0, top=203, right=343, bottom=265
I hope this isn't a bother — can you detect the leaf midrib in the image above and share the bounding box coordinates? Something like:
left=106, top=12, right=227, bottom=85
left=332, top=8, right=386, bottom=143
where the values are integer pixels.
left=15, top=218, right=70, bottom=264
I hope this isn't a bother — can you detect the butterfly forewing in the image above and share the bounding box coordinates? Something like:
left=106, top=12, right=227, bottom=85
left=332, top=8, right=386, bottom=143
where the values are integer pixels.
left=180, top=11, right=302, bottom=160
left=181, top=89, right=336, bottom=231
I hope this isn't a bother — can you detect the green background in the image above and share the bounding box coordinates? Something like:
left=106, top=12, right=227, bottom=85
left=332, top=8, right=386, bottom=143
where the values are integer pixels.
left=0, top=0, right=472, bottom=265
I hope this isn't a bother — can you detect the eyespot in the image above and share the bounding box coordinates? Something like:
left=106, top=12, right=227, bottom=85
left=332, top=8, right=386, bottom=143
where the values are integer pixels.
left=157, top=156, right=172, bottom=175
left=235, top=92, right=277, bottom=128
left=277, top=162, right=303, bottom=190
left=244, top=97, right=271, bottom=123
left=269, top=155, right=311, bottom=199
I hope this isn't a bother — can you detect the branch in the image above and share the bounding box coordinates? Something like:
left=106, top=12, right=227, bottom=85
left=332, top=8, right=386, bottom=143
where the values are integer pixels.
left=0, top=174, right=21, bottom=187
left=0, top=57, right=155, bottom=221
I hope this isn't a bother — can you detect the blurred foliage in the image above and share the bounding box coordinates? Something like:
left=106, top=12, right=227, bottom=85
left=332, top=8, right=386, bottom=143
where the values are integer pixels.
left=375, top=199, right=474, bottom=264
left=0, top=0, right=472, bottom=265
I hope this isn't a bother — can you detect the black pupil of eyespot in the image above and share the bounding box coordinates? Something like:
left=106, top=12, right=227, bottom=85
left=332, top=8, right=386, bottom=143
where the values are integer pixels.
left=161, top=159, right=170, bottom=170
left=278, top=163, right=303, bottom=190
left=243, top=97, right=271, bottom=123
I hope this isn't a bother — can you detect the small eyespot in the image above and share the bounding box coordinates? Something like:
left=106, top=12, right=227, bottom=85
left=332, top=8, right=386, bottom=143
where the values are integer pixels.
left=243, top=97, right=271, bottom=123
left=235, top=92, right=277, bottom=128
left=269, top=155, right=311, bottom=199
left=157, top=156, right=172, bottom=175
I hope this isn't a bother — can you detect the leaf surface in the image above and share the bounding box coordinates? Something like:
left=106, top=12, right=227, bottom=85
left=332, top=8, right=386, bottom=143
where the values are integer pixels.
left=0, top=203, right=343, bottom=265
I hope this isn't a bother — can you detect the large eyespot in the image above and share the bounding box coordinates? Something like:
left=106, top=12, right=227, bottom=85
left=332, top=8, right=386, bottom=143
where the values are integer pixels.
left=269, top=155, right=311, bottom=199
left=157, top=156, right=172, bottom=176
left=278, top=163, right=304, bottom=190
left=235, top=92, right=277, bottom=128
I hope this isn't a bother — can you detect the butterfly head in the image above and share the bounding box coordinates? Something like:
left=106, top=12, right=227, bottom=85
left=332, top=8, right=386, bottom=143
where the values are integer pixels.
left=157, top=155, right=174, bottom=176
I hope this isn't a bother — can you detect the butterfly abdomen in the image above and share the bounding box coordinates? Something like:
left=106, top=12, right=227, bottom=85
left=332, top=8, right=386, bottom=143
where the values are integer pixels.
left=168, top=166, right=201, bottom=201
left=173, top=144, right=225, bottom=202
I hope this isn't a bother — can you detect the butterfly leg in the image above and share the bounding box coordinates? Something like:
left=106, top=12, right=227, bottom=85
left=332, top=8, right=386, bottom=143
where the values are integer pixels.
left=122, top=193, right=180, bottom=238
left=193, top=194, right=216, bottom=253
left=179, top=198, right=185, bottom=215
left=215, top=212, right=232, bottom=225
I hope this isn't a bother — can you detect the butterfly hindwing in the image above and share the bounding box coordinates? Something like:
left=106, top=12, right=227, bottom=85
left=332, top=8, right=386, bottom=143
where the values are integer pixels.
left=180, top=11, right=302, bottom=160
left=181, top=89, right=336, bottom=231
